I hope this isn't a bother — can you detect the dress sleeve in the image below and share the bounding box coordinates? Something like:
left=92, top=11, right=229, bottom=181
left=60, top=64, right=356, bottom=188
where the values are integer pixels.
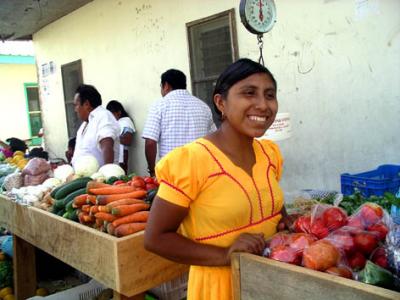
left=155, top=145, right=203, bottom=208
left=261, top=140, right=284, bottom=181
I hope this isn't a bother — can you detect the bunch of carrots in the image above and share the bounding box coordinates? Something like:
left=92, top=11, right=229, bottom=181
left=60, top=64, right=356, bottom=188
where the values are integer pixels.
left=72, top=181, right=150, bottom=237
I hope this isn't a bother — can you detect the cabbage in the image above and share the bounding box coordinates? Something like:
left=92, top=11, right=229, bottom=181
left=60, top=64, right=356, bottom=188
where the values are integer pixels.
left=73, top=155, right=99, bottom=177
left=53, top=164, right=74, bottom=182
left=98, top=164, right=125, bottom=180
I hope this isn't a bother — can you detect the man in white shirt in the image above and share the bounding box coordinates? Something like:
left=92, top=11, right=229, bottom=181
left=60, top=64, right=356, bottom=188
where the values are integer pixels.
left=142, top=69, right=216, bottom=176
left=71, top=84, right=120, bottom=167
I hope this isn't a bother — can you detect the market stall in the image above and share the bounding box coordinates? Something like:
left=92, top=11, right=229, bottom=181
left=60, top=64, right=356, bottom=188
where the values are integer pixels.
left=0, top=193, right=188, bottom=299
left=231, top=253, right=400, bottom=300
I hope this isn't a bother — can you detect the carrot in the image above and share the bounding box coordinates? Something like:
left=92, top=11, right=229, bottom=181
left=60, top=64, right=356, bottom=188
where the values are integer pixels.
left=114, top=222, right=147, bottom=237
left=89, top=185, right=136, bottom=195
left=73, top=194, right=88, bottom=208
left=82, top=214, right=95, bottom=223
left=94, top=212, right=118, bottom=222
left=86, top=195, right=97, bottom=205
left=90, top=205, right=99, bottom=215
left=111, top=203, right=150, bottom=216
left=86, top=181, right=110, bottom=192
left=107, top=223, right=115, bottom=235
left=112, top=211, right=149, bottom=227
left=95, top=218, right=104, bottom=227
left=97, top=190, right=147, bottom=205
left=106, top=198, right=145, bottom=208
left=82, top=204, right=91, bottom=213
left=98, top=205, right=110, bottom=213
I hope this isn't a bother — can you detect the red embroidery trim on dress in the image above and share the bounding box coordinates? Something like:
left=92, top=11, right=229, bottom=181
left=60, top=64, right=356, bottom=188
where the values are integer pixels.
left=160, top=180, right=194, bottom=202
left=256, top=140, right=277, bottom=170
left=255, top=140, right=276, bottom=215
left=209, top=172, right=225, bottom=178
left=195, top=211, right=281, bottom=241
left=251, top=177, right=264, bottom=219
left=197, top=142, right=253, bottom=223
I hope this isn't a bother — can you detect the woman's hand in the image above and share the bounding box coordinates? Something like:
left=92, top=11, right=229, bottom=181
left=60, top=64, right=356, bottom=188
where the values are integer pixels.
left=225, top=233, right=266, bottom=264
left=277, top=205, right=297, bottom=231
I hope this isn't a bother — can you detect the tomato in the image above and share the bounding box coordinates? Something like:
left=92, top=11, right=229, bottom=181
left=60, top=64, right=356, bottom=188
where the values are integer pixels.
left=328, top=231, right=355, bottom=254
left=347, top=216, right=365, bottom=229
left=325, top=266, right=353, bottom=279
left=288, top=233, right=316, bottom=255
left=269, top=234, right=289, bottom=249
left=310, top=219, right=329, bottom=239
left=113, top=180, right=125, bottom=185
left=353, top=232, right=379, bottom=255
left=293, top=216, right=311, bottom=233
left=371, top=247, right=389, bottom=269
left=322, top=207, right=347, bottom=231
left=131, top=176, right=146, bottom=189
left=367, top=223, right=388, bottom=241
left=145, top=183, right=158, bottom=191
left=359, top=204, right=383, bottom=227
left=348, top=252, right=367, bottom=270
left=143, top=176, right=154, bottom=184
left=303, top=240, right=340, bottom=271
left=269, top=245, right=301, bottom=265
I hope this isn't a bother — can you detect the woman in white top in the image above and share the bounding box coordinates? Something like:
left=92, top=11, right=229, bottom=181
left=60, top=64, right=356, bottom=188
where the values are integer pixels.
left=106, top=100, right=135, bottom=173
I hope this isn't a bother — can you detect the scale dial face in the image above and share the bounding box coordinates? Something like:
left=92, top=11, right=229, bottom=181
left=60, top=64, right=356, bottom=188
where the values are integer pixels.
left=240, top=0, right=277, bottom=34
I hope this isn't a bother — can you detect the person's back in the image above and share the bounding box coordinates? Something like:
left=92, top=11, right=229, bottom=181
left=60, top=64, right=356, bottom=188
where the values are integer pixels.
left=157, top=89, right=214, bottom=157
left=142, top=69, right=215, bottom=176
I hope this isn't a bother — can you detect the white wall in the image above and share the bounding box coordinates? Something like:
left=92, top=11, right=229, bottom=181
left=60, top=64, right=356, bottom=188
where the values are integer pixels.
left=0, top=63, right=37, bottom=141
left=33, top=0, right=400, bottom=191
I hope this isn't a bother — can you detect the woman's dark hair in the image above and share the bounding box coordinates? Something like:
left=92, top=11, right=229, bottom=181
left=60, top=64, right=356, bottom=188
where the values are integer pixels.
left=75, top=84, right=102, bottom=108
left=161, top=69, right=187, bottom=90
left=6, top=137, right=27, bottom=152
left=212, top=58, right=277, bottom=119
left=29, top=147, right=49, bottom=160
left=106, top=100, right=130, bottom=118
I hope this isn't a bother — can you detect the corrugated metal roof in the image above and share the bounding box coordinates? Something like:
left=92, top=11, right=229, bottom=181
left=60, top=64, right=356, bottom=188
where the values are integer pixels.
left=0, top=41, right=35, bottom=56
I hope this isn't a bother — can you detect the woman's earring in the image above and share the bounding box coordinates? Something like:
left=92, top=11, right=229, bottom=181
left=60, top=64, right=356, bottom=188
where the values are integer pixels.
left=221, top=112, right=226, bottom=120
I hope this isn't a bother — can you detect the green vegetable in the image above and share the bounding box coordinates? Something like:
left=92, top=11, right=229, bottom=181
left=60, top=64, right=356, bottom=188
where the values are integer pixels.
left=321, top=190, right=397, bottom=215
left=62, top=187, right=86, bottom=206
left=358, top=260, right=394, bottom=289
left=106, top=176, right=119, bottom=185
left=0, top=260, right=12, bottom=289
left=54, top=199, right=65, bottom=210
left=54, top=177, right=91, bottom=200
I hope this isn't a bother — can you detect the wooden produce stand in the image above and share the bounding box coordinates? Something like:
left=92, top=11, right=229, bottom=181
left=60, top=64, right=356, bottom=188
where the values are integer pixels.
left=231, top=253, right=400, bottom=300
left=0, top=195, right=188, bottom=300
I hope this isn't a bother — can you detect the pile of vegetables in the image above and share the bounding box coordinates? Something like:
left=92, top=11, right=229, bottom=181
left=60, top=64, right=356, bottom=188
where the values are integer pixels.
left=46, top=174, right=159, bottom=237
left=72, top=179, right=155, bottom=237
left=265, top=203, right=399, bottom=290
left=320, top=190, right=399, bottom=215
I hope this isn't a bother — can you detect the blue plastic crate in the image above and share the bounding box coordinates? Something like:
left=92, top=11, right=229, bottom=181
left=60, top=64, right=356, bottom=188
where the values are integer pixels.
left=340, top=164, right=400, bottom=197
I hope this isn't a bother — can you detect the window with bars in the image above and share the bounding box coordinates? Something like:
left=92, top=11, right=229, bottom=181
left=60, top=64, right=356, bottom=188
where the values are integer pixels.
left=61, top=60, right=83, bottom=138
left=24, top=83, right=42, bottom=146
left=187, top=9, right=238, bottom=125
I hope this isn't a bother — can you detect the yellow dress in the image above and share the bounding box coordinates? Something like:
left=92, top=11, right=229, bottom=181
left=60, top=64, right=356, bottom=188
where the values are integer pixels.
left=155, top=138, right=284, bottom=300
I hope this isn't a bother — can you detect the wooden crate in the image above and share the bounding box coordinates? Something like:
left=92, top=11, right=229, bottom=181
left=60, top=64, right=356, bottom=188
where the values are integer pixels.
left=0, top=196, right=188, bottom=297
left=232, top=253, right=400, bottom=300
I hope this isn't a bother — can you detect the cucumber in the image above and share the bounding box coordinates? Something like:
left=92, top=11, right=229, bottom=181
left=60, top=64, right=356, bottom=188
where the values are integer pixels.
left=62, top=187, right=87, bottom=207
left=65, top=199, right=74, bottom=213
left=54, top=177, right=91, bottom=200
left=69, top=209, right=79, bottom=222
left=50, top=184, right=64, bottom=199
left=54, top=199, right=65, bottom=210
left=57, top=209, right=65, bottom=216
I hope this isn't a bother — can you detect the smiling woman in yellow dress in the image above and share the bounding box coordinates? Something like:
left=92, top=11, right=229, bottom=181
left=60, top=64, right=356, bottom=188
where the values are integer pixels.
left=144, top=58, right=292, bottom=300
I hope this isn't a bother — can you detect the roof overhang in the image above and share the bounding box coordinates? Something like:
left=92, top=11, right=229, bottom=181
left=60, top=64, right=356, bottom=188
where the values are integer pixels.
left=0, top=0, right=93, bottom=41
